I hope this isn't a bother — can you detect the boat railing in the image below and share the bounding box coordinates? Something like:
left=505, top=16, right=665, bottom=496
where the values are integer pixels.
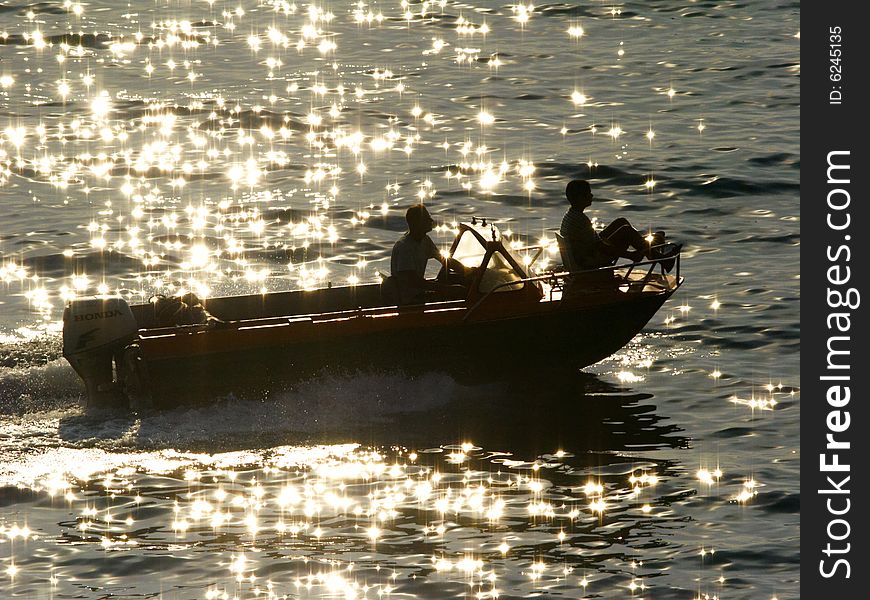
left=139, top=297, right=470, bottom=336
left=138, top=247, right=680, bottom=334
left=463, top=247, right=682, bottom=321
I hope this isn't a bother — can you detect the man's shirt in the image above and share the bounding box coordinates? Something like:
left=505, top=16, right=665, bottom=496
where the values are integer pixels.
left=559, top=207, right=611, bottom=269
left=390, top=233, right=440, bottom=277
left=390, top=233, right=440, bottom=304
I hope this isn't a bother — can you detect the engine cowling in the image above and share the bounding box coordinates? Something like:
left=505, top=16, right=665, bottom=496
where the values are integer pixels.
left=63, top=297, right=138, bottom=408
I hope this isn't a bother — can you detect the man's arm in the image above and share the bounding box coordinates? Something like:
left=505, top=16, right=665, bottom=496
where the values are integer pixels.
left=425, top=237, right=467, bottom=277
left=440, top=255, right=468, bottom=273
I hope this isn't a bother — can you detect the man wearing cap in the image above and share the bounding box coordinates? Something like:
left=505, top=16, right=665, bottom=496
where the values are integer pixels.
left=560, top=179, right=651, bottom=270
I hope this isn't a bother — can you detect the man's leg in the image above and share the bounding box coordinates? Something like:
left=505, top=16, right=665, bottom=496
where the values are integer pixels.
left=600, top=217, right=631, bottom=237
left=601, top=218, right=647, bottom=253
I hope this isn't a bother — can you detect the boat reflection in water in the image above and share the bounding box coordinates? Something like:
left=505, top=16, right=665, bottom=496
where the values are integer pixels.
left=23, top=368, right=691, bottom=599
left=56, top=368, right=687, bottom=453
left=60, top=220, right=682, bottom=410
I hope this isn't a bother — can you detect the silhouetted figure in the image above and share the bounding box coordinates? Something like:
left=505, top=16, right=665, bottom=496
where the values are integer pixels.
left=559, top=179, right=653, bottom=270
left=389, top=204, right=467, bottom=305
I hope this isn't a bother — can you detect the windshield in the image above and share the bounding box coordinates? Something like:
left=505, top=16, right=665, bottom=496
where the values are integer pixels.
left=452, top=230, right=487, bottom=268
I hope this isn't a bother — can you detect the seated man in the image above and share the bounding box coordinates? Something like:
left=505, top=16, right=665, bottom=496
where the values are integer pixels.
left=559, top=179, right=651, bottom=270
left=389, top=204, right=467, bottom=305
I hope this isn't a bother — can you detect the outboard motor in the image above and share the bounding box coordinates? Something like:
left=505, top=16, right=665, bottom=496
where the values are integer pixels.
left=62, top=297, right=138, bottom=408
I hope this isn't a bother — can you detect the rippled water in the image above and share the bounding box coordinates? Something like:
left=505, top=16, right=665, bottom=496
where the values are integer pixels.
left=0, top=1, right=798, bottom=598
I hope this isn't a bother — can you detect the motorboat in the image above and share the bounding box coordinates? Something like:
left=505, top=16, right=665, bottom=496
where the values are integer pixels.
left=62, top=220, right=683, bottom=409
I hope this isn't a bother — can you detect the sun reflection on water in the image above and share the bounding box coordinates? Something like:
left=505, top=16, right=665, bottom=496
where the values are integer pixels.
left=0, top=1, right=801, bottom=597
left=0, top=441, right=775, bottom=598
left=0, top=0, right=719, bottom=336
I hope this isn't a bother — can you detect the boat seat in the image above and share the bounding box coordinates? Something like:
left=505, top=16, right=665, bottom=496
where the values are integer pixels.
left=380, top=275, right=399, bottom=305
left=555, top=233, right=624, bottom=298
left=379, top=273, right=468, bottom=307
left=555, top=233, right=622, bottom=271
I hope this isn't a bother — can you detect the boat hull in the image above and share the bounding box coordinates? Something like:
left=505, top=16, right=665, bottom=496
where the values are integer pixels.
left=139, top=289, right=674, bottom=407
